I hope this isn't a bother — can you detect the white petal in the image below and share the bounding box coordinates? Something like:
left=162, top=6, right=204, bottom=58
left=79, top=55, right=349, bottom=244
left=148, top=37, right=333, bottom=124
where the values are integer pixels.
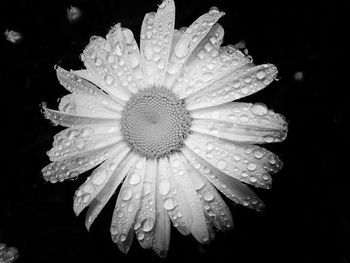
left=110, top=157, right=147, bottom=254
left=85, top=152, right=138, bottom=230
left=140, top=0, right=175, bottom=86
left=55, top=66, right=124, bottom=111
left=169, top=153, right=209, bottom=244
left=190, top=102, right=287, bottom=144
left=72, top=142, right=129, bottom=216
left=189, top=101, right=288, bottom=143
left=172, top=28, right=250, bottom=99
left=42, top=143, right=119, bottom=183
left=165, top=8, right=225, bottom=87
left=185, top=64, right=278, bottom=110
left=158, top=157, right=191, bottom=235
left=42, top=104, right=118, bottom=128
left=48, top=124, right=122, bottom=161
left=152, top=160, right=171, bottom=257
left=58, top=94, right=121, bottom=119
left=183, top=154, right=233, bottom=231
left=185, top=132, right=279, bottom=189
left=182, top=146, right=264, bottom=211
left=134, top=159, right=157, bottom=249
left=81, top=24, right=146, bottom=100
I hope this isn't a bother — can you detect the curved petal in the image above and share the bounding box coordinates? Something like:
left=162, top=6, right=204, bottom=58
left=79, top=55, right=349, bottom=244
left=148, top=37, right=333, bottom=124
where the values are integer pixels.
left=42, top=104, right=118, bottom=128
left=81, top=24, right=144, bottom=100
left=72, top=142, right=129, bottom=216
left=169, top=153, right=210, bottom=244
left=190, top=102, right=287, bottom=142
left=182, top=146, right=264, bottom=211
left=42, top=143, right=120, bottom=183
left=185, top=132, right=281, bottom=189
left=165, top=8, right=225, bottom=87
left=140, top=0, right=175, bottom=86
left=84, top=152, right=139, bottom=230
left=48, top=124, right=122, bottom=162
left=58, top=94, right=121, bottom=119
left=134, top=159, right=157, bottom=249
left=111, top=157, right=146, bottom=254
left=55, top=66, right=124, bottom=111
left=189, top=101, right=288, bottom=144
left=158, top=157, right=192, bottom=235
left=152, top=160, right=171, bottom=257
left=172, top=35, right=251, bottom=99
left=185, top=64, right=278, bottom=110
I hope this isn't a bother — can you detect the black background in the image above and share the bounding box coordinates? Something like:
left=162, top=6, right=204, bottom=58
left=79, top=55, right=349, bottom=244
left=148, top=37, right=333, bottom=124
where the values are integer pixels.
left=0, top=0, right=348, bottom=262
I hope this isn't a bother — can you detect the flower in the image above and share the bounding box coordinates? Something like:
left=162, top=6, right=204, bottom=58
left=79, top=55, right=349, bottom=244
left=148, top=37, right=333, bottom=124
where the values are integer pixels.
left=41, top=0, right=287, bottom=257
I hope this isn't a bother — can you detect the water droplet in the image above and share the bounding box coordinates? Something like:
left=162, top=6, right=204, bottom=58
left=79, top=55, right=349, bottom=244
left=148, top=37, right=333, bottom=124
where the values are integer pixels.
left=141, top=218, right=154, bottom=232
left=137, top=232, right=144, bottom=240
left=92, top=171, right=108, bottom=185
left=121, top=188, right=133, bottom=201
left=239, top=115, right=250, bottom=122
left=129, top=173, right=141, bottom=185
left=172, top=159, right=180, bottom=168
left=127, top=202, right=136, bottom=212
left=247, top=163, right=257, bottom=171
left=206, top=143, right=215, bottom=152
left=163, top=197, right=176, bottom=210
left=203, top=72, right=214, bottom=82
left=251, top=103, right=268, bottom=116
left=256, top=70, right=266, bottom=80
left=120, top=234, right=127, bottom=242
left=249, top=177, right=257, bottom=183
left=253, top=149, right=264, bottom=159
left=104, top=74, right=114, bottom=85
left=134, top=221, right=141, bottom=230
left=203, top=191, right=214, bottom=201
left=174, top=37, right=190, bottom=58
left=110, top=226, right=119, bottom=235
left=217, top=160, right=227, bottom=170
left=159, top=179, right=171, bottom=195
left=209, top=6, right=220, bottom=13
left=268, top=155, right=277, bottom=164
left=83, top=184, right=95, bottom=194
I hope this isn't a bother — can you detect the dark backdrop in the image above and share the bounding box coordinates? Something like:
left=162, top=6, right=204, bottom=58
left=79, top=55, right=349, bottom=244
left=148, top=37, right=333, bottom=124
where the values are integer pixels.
left=0, top=0, right=348, bottom=262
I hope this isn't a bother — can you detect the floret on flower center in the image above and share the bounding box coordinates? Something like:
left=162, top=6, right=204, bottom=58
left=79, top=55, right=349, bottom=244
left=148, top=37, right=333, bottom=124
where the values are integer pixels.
left=121, top=86, right=192, bottom=159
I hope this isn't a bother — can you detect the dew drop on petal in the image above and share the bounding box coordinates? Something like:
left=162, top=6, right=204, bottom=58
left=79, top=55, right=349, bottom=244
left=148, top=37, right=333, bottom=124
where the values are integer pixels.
left=203, top=191, right=214, bottom=201
left=121, top=188, right=133, bottom=201
left=163, top=197, right=176, bottom=210
left=159, top=179, right=171, bottom=196
left=247, top=163, right=257, bottom=171
left=129, top=173, right=141, bottom=185
left=141, top=218, right=154, bottom=232
left=217, top=160, right=227, bottom=170
left=251, top=103, right=268, bottom=116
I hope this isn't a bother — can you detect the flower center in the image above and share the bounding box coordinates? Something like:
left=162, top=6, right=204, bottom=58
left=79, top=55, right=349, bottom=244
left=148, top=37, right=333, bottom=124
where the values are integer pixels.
left=120, top=86, right=192, bottom=159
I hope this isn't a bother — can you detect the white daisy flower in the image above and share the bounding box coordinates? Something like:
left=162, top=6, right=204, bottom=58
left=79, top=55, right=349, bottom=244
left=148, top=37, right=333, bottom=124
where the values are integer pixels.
left=42, top=0, right=287, bottom=257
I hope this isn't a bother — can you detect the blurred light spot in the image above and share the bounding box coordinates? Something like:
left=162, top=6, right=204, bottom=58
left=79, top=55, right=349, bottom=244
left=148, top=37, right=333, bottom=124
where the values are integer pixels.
left=67, top=6, right=82, bottom=23
left=0, top=243, right=19, bottom=263
left=294, top=71, right=304, bottom=81
left=233, top=39, right=246, bottom=50
left=4, top=29, right=22, bottom=44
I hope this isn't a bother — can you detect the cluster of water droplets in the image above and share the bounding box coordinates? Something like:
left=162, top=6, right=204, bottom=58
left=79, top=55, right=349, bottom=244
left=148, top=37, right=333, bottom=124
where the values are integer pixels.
left=186, top=63, right=279, bottom=110
left=186, top=132, right=282, bottom=190
left=164, top=6, right=225, bottom=87
left=81, top=24, right=142, bottom=101
left=190, top=102, right=288, bottom=143
left=140, top=0, right=174, bottom=85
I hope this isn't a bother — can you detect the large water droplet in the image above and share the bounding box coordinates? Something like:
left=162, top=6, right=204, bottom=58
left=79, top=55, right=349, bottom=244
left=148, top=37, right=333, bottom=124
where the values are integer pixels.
left=163, top=197, right=176, bottom=210
left=141, top=218, right=154, bottom=232
left=121, top=188, right=133, bottom=201
left=217, top=160, right=227, bottom=170
left=159, top=179, right=171, bottom=196
left=174, top=37, right=190, bottom=58
left=129, top=173, right=141, bottom=185
left=251, top=103, right=268, bottom=116
left=247, top=163, right=257, bottom=171
left=203, top=191, right=214, bottom=201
